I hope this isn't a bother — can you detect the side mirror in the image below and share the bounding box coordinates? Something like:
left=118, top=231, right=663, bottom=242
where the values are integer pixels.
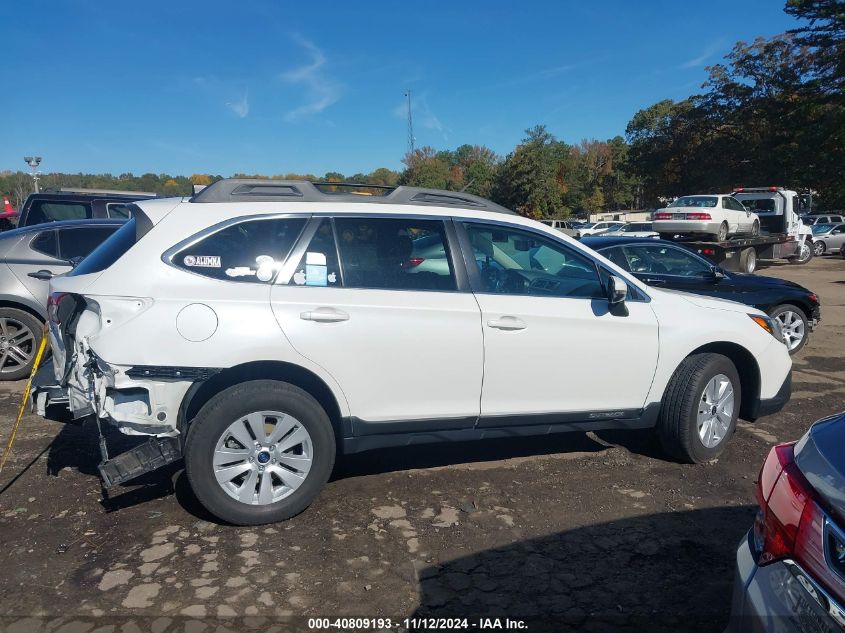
left=709, top=265, right=726, bottom=280
left=68, top=256, right=84, bottom=268
left=607, top=275, right=628, bottom=305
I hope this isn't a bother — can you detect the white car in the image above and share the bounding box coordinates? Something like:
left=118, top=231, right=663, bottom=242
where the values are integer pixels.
left=601, top=222, right=659, bottom=238
left=653, top=194, right=760, bottom=242
left=577, top=221, right=625, bottom=237
left=35, top=180, right=792, bottom=525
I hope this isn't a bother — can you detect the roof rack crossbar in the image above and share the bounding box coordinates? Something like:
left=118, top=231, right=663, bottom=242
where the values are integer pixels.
left=190, top=178, right=515, bottom=214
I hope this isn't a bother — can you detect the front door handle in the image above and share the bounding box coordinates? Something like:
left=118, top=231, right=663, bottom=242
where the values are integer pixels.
left=300, top=307, right=349, bottom=323
left=28, top=270, right=54, bottom=281
left=487, top=316, right=526, bottom=331
left=643, top=277, right=666, bottom=285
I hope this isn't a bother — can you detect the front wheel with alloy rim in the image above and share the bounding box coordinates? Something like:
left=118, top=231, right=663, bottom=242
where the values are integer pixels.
left=789, top=240, right=813, bottom=265
left=813, top=241, right=826, bottom=256
left=0, top=308, right=43, bottom=381
left=657, top=353, right=740, bottom=463
left=769, top=304, right=809, bottom=355
left=185, top=380, right=335, bottom=525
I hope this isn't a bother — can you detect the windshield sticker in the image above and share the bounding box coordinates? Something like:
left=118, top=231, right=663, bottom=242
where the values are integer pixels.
left=184, top=255, right=221, bottom=268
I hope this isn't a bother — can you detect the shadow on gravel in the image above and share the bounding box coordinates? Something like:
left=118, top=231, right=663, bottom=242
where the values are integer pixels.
left=412, top=505, right=754, bottom=633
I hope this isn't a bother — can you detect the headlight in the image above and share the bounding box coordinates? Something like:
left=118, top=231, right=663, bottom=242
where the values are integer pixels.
left=749, top=314, right=784, bottom=344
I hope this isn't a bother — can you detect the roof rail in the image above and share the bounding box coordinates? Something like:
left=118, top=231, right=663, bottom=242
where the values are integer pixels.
left=189, top=179, right=515, bottom=215
left=45, top=187, right=158, bottom=197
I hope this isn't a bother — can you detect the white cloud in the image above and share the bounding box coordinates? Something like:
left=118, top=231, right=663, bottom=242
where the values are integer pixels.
left=680, top=40, right=726, bottom=69
left=281, top=35, right=341, bottom=121
left=226, top=90, right=250, bottom=118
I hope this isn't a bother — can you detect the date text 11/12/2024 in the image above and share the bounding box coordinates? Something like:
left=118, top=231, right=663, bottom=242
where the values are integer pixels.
left=307, top=617, right=528, bottom=630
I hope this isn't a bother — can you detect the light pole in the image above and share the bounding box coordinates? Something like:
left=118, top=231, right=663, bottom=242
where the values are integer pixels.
left=23, top=156, right=41, bottom=193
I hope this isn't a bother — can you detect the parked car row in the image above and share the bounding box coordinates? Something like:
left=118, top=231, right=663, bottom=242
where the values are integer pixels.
left=28, top=179, right=794, bottom=527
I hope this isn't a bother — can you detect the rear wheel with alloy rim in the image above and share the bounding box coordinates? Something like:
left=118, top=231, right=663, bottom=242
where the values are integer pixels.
left=657, top=353, right=740, bottom=463
left=717, top=222, right=729, bottom=242
left=769, top=304, right=809, bottom=355
left=0, top=308, right=43, bottom=381
left=185, top=380, right=335, bottom=525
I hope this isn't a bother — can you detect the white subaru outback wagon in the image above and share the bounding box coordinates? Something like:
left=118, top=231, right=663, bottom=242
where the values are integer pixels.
left=34, top=180, right=793, bottom=525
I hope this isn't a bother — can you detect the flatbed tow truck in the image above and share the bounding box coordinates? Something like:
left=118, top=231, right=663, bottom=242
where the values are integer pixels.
left=663, top=187, right=814, bottom=273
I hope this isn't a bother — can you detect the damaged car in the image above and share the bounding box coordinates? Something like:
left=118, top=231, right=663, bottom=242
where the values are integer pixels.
left=33, top=180, right=793, bottom=525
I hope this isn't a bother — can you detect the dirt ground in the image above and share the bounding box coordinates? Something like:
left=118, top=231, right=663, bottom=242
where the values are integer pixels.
left=1, top=255, right=843, bottom=633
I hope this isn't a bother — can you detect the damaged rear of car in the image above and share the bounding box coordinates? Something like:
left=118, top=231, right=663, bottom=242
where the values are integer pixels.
left=32, top=199, right=187, bottom=485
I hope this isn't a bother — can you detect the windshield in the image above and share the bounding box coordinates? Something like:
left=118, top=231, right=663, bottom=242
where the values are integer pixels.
left=811, top=223, right=835, bottom=235
left=668, top=196, right=718, bottom=208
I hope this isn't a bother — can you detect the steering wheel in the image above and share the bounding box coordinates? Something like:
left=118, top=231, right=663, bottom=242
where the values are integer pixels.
left=501, top=269, right=528, bottom=294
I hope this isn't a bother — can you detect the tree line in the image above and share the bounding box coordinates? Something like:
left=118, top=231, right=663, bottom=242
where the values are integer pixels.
left=2, top=0, right=840, bottom=218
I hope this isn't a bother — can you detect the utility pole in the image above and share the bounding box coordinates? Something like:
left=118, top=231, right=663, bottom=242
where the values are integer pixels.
left=23, top=156, right=42, bottom=193
left=404, top=89, right=415, bottom=155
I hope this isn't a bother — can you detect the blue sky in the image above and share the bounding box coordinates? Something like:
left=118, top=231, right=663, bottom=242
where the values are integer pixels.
left=1, top=0, right=800, bottom=177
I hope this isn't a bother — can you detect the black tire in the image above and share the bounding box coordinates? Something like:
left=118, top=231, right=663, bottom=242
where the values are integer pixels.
left=657, top=353, right=741, bottom=463
left=185, top=380, right=335, bottom=525
left=788, top=240, right=813, bottom=264
left=658, top=233, right=676, bottom=241
left=0, top=308, right=44, bottom=381
left=840, top=244, right=845, bottom=260
left=813, top=240, right=826, bottom=256
left=769, top=304, right=809, bottom=355
left=716, top=222, right=729, bottom=242
left=738, top=247, right=757, bottom=273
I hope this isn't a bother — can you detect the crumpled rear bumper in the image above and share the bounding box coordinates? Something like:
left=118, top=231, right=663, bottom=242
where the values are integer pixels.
left=30, top=362, right=75, bottom=421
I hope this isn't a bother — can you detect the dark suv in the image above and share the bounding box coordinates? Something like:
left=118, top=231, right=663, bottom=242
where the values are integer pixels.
left=17, top=189, right=157, bottom=228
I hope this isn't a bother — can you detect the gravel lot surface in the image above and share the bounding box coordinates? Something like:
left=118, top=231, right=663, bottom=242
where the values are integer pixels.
left=1, top=255, right=843, bottom=632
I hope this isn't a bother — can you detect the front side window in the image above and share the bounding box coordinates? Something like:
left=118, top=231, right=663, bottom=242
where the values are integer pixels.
left=618, top=245, right=711, bottom=277
left=333, top=217, right=456, bottom=291
left=174, top=217, right=307, bottom=283
left=463, top=222, right=603, bottom=298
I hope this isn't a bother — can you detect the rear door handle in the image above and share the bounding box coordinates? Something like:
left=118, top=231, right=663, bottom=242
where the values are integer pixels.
left=28, top=270, right=54, bottom=281
left=300, top=307, right=349, bottom=323
left=487, top=316, right=526, bottom=331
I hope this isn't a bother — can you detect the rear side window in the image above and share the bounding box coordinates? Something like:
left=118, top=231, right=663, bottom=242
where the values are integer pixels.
left=333, top=217, right=456, bottom=291
left=31, top=230, right=59, bottom=257
left=25, top=200, right=91, bottom=225
left=70, top=219, right=139, bottom=276
left=106, top=203, right=133, bottom=219
left=288, top=219, right=342, bottom=287
left=174, top=217, right=307, bottom=283
left=58, top=226, right=120, bottom=260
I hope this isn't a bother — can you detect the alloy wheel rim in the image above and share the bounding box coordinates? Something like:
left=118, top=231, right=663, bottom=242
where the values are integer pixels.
left=697, top=374, right=734, bottom=449
left=213, top=411, right=313, bottom=505
left=814, top=242, right=825, bottom=256
left=0, top=317, right=36, bottom=373
left=774, top=310, right=805, bottom=351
